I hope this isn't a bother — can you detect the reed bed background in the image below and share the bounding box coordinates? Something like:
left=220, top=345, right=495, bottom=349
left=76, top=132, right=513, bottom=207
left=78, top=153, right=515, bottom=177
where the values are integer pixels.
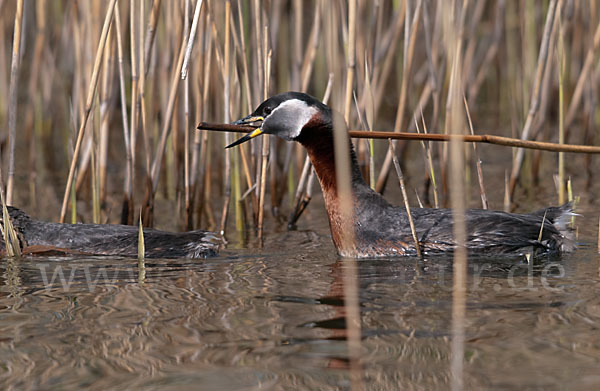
left=1, top=1, right=598, bottom=388
left=0, top=0, right=597, bottom=236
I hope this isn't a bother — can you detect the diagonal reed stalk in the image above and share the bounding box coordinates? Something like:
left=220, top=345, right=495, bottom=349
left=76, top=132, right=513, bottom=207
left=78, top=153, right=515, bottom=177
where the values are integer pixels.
left=388, top=139, right=421, bottom=257
left=463, top=95, right=488, bottom=209
left=508, top=0, right=559, bottom=200
left=59, top=0, right=118, bottom=223
left=375, top=0, right=422, bottom=194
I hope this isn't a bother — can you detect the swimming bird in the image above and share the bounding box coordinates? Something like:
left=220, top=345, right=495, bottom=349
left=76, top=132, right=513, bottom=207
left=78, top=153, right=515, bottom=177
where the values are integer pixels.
left=0, top=207, right=223, bottom=258
left=229, top=91, right=575, bottom=258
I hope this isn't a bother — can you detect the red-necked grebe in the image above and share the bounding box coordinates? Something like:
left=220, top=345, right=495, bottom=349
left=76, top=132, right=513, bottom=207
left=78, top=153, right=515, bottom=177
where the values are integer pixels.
left=0, top=207, right=222, bottom=258
left=229, top=91, right=575, bottom=258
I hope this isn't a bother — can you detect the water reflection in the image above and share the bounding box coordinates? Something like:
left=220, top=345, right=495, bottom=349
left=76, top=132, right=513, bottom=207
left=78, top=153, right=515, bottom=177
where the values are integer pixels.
left=1, top=235, right=599, bottom=389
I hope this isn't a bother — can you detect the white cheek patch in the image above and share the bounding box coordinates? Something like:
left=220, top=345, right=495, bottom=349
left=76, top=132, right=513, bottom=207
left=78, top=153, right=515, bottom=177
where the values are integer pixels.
left=265, top=99, right=318, bottom=140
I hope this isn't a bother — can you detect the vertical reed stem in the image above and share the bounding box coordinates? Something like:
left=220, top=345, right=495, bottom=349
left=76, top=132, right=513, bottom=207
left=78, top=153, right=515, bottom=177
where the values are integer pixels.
left=557, top=15, right=565, bottom=204
left=6, top=0, right=24, bottom=205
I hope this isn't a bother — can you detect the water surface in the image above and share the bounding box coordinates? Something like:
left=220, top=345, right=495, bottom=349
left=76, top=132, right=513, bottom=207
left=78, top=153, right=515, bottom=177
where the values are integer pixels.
left=1, top=202, right=599, bottom=390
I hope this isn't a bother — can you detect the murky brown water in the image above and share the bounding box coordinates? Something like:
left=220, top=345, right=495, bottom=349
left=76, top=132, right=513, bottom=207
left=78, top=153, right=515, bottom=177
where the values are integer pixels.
left=1, top=197, right=599, bottom=390
left=1, top=144, right=599, bottom=390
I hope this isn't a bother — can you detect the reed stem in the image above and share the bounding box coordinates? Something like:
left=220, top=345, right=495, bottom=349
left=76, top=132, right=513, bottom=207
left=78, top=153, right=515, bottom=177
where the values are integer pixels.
left=59, top=0, right=118, bottom=223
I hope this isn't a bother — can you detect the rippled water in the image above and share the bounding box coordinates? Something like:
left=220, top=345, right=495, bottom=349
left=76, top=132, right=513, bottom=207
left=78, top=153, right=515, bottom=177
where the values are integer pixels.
left=1, top=200, right=600, bottom=390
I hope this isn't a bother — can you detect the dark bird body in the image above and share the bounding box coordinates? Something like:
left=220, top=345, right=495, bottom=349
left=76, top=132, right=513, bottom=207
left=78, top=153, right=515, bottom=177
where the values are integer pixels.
left=230, top=92, right=575, bottom=258
left=0, top=207, right=222, bottom=259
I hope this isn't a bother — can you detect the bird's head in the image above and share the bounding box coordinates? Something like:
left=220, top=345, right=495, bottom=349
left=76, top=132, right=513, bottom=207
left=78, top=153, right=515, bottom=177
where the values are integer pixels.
left=227, top=92, right=332, bottom=148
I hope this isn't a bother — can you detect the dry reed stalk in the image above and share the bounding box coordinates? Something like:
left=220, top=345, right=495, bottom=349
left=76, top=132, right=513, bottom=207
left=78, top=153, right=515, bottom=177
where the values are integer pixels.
left=342, top=2, right=363, bottom=389
left=143, top=0, right=162, bottom=72
left=363, top=61, right=376, bottom=188
left=0, top=164, right=20, bottom=258
left=598, top=217, right=600, bottom=254
left=149, top=41, right=186, bottom=191
left=181, top=0, right=203, bottom=80
left=114, top=5, right=134, bottom=225
left=228, top=7, right=258, bottom=216
left=137, top=0, right=150, bottom=176
left=196, top=22, right=214, bottom=229
left=252, top=0, right=264, bottom=105
left=224, top=1, right=244, bottom=235
left=442, top=2, right=468, bottom=389
left=183, top=0, right=191, bottom=227
left=98, top=33, right=115, bottom=206
left=129, top=0, right=140, bottom=223
left=460, top=0, right=486, bottom=89
left=90, top=127, right=100, bottom=224
left=508, top=0, right=559, bottom=200
left=295, top=4, right=321, bottom=177
left=228, top=2, right=259, bottom=223
left=468, top=0, right=505, bottom=100
left=138, top=1, right=154, bottom=215
left=532, top=8, right=560, bottom=146
left=502, top=170, right=510, bottom=212
left=388, top=139, right=421, bottom=257
left=375, top=0, right=422, bottom=194
left=0, top=15, right=5, bottom=120
left=565, top=14, right=600, bottom=132
left=257, top=27, right=271, bottom=243
left=463, top=95, right=488, bottom=209
left=235, top=0, right=253, bottom=113
left=200, top=122, right=600, bottom=154
left=299, top=2, right=322, bottom=92
left=343, top=0, right=357, bottom=122
left=59, top=0, right=118, bottom=223
left=25, top=0, right=48, bottom=210
left=189, top=10, right=210, bottom=228
left=372, top=5, right=405, bottom=116
left=6, top=0, right=24, bottom=205
left=1, top=206, right=20, bottom=258
left=292, top=0, right=302, bottom=89
left=415, top=112, right=439, bottom=208
left=288, top=156, right=312, bottom=228
left=558, top=15, right=565, bottom=205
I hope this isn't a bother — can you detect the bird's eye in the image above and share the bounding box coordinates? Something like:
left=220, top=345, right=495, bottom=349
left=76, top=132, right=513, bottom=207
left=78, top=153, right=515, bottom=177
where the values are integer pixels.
left=264, top=107, right=272, bottom=116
